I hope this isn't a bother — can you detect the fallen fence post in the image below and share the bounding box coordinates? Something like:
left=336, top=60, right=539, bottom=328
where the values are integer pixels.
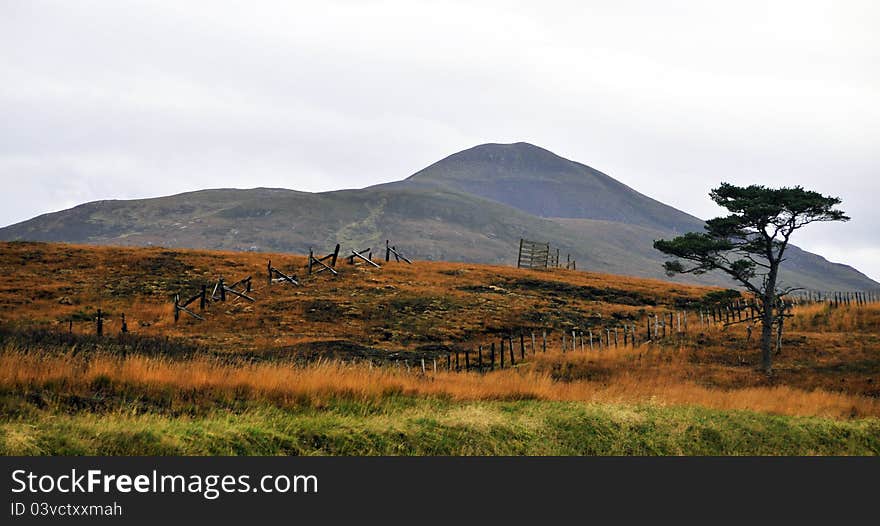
left=385, top=240, right=413, bottom=264
left=174, top=293, right=204, bottom=322
left=349, top=249, right=381, bottom=268
left=309, top=244, right=341, bottom=276
left=268, top=261, right=300, bottom=287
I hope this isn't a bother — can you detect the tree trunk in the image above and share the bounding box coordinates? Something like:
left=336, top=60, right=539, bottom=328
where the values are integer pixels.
left=760, top=269, right=779, bottom=374
left=775, top=311, right=785, bottom=355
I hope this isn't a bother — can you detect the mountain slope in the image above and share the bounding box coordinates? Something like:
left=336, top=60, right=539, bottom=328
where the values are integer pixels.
left=392, top=142, right=703, bottom=233
left=1, top=143, right=876, bottom=290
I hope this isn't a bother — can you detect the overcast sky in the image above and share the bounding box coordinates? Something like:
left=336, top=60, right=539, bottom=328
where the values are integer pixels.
left=2, top=0, right=878, bottom=280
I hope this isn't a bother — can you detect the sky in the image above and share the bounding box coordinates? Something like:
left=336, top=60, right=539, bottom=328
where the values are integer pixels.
left=2, top=0, right=878, bottom=281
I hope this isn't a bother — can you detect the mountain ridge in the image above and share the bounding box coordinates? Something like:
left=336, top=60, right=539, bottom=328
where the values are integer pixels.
left=2, top=142, right=876, bottom=290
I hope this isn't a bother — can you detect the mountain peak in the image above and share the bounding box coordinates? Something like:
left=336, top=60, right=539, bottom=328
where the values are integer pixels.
left=435, top=142, right=572, bottom=167
left=403, top=142, right=703, bottom=231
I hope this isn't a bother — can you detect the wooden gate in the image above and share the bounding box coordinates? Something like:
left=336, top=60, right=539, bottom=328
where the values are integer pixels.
left=517, top=239, right=550, bottom=269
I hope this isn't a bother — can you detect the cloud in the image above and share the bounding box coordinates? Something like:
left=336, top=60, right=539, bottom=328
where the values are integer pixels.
left=2, top=0, right=878, bottom=280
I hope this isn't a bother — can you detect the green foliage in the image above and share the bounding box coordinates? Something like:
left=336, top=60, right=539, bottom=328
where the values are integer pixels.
left=654, top=183, right=849, bottom=293
left=702, top=289, right=742, bottom=306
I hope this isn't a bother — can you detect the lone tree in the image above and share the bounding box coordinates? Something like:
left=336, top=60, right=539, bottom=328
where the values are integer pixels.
left=653, top=183, right=849, bottom=373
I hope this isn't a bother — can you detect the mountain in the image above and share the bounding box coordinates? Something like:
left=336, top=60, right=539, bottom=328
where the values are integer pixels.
left=2, top=143, right=876, bottom=291
left=392, top=142, right=703, bottom=233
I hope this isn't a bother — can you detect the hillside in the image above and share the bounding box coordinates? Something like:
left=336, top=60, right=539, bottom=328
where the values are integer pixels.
left=2, top=241, right=879, bottom=456
left=1, top=240, right=878, bottom=401
left=1, top=143, right=876, bottom=290
left=0, top=241, right=711, bottom=354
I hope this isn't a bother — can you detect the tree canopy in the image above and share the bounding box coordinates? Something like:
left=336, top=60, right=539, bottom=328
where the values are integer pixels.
left=654, top=183, right=848, bottom=294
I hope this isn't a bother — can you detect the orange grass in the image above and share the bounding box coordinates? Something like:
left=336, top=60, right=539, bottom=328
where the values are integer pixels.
left=789, top=302, right=880, bottom=332
left=0, top=241, right=712, bottom=352
left=2, top=349, right=877, bottom=420
left=2, top=242, right=879, bottom=421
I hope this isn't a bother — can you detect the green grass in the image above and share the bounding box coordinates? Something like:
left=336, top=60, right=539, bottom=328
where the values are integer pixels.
left=2, top=397, right=878, bottom=455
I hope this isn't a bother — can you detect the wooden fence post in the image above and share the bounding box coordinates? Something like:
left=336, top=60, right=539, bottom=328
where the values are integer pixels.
left=96, top=308, right=103, bottom=336
left=500, top=339, right=505, bottom=368
left=508, top=336, right=515, bottom=365
left=542, top=330, right=547, bottom=353
left=520, top=334, right=526, bottom=360
left=331, top=244, right=340, bottom=267
left=517, top=238, right=524, bottom=268
left=490, top=342, right=496, bottom=370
